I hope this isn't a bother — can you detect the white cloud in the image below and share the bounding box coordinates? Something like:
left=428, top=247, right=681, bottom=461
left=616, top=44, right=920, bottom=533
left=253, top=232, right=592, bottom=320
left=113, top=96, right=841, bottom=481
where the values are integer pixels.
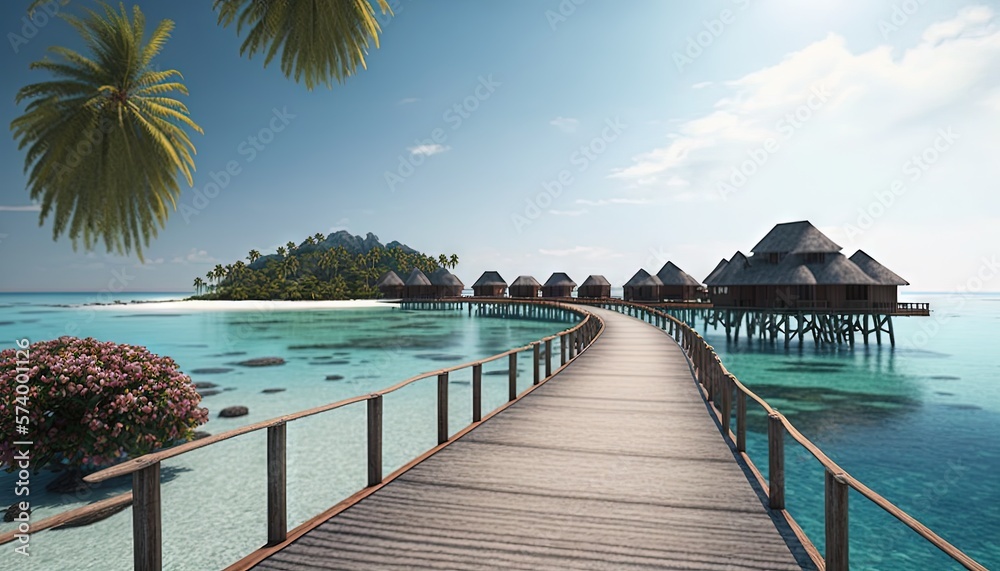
left=172, top=249, right=216, bottom=264
left=610, top=7, right=1000, bottom=198
left=397, top=97, right=420, bottom=105
left=549, top=116, right=580, bottom=133
left=328, top=217, right=350, bottom=233
left=691, top=81, right=713, bottom=89
left=538, top=246, right=624, bottom=259
left=575, top=198, right=651, bottom=206
left=0, top=204, right=41, bottom=212
left=548, top=209, right=587, bottom=217
left=409, top=144, right=450, bottom=157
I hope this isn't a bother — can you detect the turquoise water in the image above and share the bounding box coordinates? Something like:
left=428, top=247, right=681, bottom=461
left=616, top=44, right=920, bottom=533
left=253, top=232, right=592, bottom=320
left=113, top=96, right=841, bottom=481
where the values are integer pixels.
left=0, top=293, right=577, bottom=570
left=695, top=292, right=1000, bottom=570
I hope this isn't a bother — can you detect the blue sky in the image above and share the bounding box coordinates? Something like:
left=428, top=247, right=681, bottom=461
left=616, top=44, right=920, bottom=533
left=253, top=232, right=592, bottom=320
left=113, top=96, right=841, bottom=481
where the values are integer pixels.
left=1, top=0, right=999, bottom=292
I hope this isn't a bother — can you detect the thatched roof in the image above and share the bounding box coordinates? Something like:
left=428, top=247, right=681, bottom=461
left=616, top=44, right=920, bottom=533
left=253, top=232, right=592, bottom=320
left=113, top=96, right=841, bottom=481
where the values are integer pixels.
left=656, top=262, right=701, bottom=287
left=751, top=221, right=841, bottom=255
left=581, top=275, right=611, bottom=287
left=511, top=275, right=541, bottom=287
left=376, top=270, right=404, bottom=287
left=709, top=250, right=883, bottom=286
left=429, top=268, right=464, bottom=287
left=404, top=268, right=432, bottom=287
left=704, top=259, right=729, bottom=284
left=472, top=271, right=507, bottom=287
left=850, top=250, right=909, bottom=285
left=543, top=272, right=577, bottom=288
left=625, top=269, right=663, bottom=287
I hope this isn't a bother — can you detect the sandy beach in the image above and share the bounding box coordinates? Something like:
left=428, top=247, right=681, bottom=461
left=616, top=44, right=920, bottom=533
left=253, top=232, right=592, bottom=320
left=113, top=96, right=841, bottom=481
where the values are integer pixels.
left=85, top=299, right=401, bottom=312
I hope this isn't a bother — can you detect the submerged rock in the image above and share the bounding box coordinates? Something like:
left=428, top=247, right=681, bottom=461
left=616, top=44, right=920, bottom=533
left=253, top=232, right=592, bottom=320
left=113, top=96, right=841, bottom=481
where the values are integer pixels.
left=4, top=503, right=30, bottom=523
left=261, top=388, right=286, bottom=394
left=234, top=357, right=285, bottom=367
left=46, top=470, right=88, bottom=494
left=325, top=375, right=345, bottom=381
left=193, top=382, right=218, bottom=389
left=199, top=389, right=222, bottom=397
left=192, top=431, right=212, bottom=440
left=191, top=368, right=233, bottom=375
left=219, top=406, right=249, bottom=418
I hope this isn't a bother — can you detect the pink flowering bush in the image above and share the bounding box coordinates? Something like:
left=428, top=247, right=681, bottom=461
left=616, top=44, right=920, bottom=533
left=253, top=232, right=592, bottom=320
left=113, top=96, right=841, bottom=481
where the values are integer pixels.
left=0, top=337, right=208, bottom=472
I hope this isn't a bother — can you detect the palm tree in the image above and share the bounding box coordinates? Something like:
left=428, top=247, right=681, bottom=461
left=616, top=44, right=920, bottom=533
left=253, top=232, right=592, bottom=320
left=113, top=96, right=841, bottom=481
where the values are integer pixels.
left=213, top=0, right=392, bottom=90
left=193, top=277, right=205, bottom=295
left=11, top=3, right=202, bottom=260
left=286, top=241, right=297, bottom=254
left=247, top=249, right=261, bottom=264
left=449, top=254, right=459, bottom=269
left=313, top=232, right=326, bottom=244
left=437, top=254, right=448, bottom=269
left=276, top=246, right=287, bottom=259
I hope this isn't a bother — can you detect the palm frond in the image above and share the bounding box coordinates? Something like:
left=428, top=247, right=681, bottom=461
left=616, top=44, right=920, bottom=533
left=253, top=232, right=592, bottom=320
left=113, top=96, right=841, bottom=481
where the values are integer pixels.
left=10, top=1, right=201, bottom=260
left=214, top=0, right=392, bottom=90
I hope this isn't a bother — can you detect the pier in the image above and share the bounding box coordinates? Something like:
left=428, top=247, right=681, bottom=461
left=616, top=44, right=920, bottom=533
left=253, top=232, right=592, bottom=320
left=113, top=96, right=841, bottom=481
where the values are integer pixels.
left=3, top=299, right=982, bottom=571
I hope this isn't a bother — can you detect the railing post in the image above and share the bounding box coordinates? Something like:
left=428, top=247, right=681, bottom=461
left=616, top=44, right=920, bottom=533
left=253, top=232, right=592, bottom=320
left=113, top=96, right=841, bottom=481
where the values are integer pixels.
left=736, top=386, right=747, bottom=453
left=721, top=367, right=731, bottom=433
left=267, top=423, right=288, bottom=545
left=472, top=363, right=482, bottom=422
left=825, top=470, right=850, bottom=571
left=133, top=462, right=162, bottom=571
left=545, top=339, right=552, bottom=378
left=560, top=334, right=567, bottom=365
left=768, top=412, right=785, bottom=510
left=437, top=372, right=449, bottom=444
left=533, top=342, right=541, bottom=385
left=508, top=353, right=517, bottom=401
left=367, top=395, right=382, bottom=487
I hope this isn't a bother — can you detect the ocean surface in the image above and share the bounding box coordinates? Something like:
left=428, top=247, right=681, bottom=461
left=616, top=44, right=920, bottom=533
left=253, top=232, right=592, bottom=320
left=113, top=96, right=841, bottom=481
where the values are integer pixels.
left=0, top=293, right=578, bottom=570
left=696, top=291, right=1000, bottom=570
left=0, top=291, right=997, bottom=570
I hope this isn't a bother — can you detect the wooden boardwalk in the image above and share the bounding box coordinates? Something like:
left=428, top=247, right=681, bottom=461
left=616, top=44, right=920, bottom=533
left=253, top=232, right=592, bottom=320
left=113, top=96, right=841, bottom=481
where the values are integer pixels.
left=251, top=307, right=809, bottom=570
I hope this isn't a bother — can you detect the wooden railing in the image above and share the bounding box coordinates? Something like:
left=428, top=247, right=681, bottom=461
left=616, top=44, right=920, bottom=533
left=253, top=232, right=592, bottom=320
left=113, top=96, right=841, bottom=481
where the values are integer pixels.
left=585, top=299, right=985, bottom=571
left=0, top=299, right=603, bottom=571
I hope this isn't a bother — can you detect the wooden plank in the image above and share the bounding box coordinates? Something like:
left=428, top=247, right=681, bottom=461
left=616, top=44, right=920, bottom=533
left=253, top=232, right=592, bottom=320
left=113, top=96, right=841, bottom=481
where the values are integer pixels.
left=438, top=373, right=449, bottom=444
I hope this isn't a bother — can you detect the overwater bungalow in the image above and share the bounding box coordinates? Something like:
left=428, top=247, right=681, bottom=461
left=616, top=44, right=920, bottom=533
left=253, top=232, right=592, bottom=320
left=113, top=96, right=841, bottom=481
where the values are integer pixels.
left=375, top=270, right=404, bottom=299
left=541, top=273, right=577, bottom=298
left=578, top=275, right=611, bottom=298
left=704, top=221, right=910, bottom=311
left=472, top=271, right=507, bottom=297
left=402, top=268, right=435, bottom=299
left=623, top=269, right=663, bottom=302
left=429, top=268, right=464, bottom=298
left=509, top=275, right=541, bottom=298
left=656, top=262, right=701, bottom=301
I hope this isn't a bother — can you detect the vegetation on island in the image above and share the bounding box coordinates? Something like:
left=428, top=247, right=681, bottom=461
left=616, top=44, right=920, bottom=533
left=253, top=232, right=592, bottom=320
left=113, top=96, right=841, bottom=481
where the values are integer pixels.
left=13, top=1, right=392, bottom=258
left=192, top=231, right=458, bottom=301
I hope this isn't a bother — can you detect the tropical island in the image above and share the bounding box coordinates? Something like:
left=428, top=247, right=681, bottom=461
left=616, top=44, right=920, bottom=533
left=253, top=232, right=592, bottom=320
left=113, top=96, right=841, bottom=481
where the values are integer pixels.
left=192, top=231, right=458, bottom=301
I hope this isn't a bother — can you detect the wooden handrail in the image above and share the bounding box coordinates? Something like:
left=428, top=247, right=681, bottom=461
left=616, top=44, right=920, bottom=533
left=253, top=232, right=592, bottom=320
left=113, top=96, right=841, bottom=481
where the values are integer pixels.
left=13, top=299, right=601, bottom=568
left=586, top=298, right=987, bottom=571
